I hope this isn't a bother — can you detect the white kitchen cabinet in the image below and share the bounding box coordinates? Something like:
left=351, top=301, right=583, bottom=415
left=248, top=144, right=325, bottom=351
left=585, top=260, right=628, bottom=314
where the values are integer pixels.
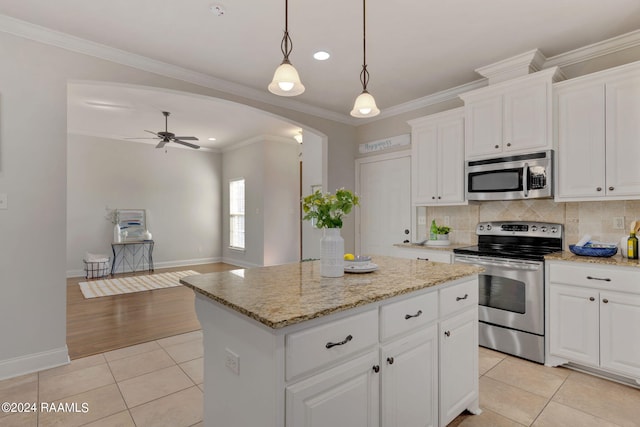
left=555, top=60, right=640, bottom=201
left=547, top=261, right=640, bottom=383
left=286, top=350, right=380, bottom=427
left=408, top=108, right=466, bottom=206
left=381, top=326, right=438, bottom=427
left=393, top=246, right=453, bottom=264
left=460, top=67, right=562, bottom=160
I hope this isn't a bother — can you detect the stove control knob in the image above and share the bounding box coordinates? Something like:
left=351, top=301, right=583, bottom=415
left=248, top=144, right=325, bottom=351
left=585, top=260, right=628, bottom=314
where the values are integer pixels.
left=551, top=226, right=558, bottom=233
left=486, top=225, right=492, bottom=231
left=531, top=226, right=538, bottom=232
left=541, top=226, right=548, bottom=232
left=478, top=225, right=485, bottom=231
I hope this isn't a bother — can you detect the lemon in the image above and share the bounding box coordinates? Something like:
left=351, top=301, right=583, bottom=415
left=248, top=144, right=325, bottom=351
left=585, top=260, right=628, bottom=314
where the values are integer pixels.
left=344, top=253, right=355, bottom=261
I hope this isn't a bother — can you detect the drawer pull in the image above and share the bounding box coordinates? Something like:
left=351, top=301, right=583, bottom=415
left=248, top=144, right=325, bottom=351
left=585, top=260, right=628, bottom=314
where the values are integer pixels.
left=325, top=334, right=353, bottom=349
left=387, top=357, right=395, bottom=365
left=404, top=310, right=423, bottom=320
left=372, top=365, right=380, bottom=373
left=586, top=276, right=611, bottom=282
left=416, top=257, right=429, bottom=261
left=456, top=294, right=469, bottom=301
left=444, top=330, right=451, bottom=337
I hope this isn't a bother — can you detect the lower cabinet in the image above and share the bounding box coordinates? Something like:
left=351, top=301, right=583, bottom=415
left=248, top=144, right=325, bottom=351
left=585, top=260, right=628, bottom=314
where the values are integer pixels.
left=286, top=278, right=479, bottom=427
left=547, top=261, right=640, bottom=383
left=381, top=326, right=438, bottom=427
left=393, top=246, right=453, bottom=264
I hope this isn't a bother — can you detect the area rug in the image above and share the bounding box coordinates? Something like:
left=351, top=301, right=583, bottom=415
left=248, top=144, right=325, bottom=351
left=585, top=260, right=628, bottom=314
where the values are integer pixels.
left=79, top=270, right=200, bottom=299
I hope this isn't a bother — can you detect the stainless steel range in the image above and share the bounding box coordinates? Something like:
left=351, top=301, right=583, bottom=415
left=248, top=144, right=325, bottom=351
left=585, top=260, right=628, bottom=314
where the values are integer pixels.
left=453, top=221, right=563, bottom=363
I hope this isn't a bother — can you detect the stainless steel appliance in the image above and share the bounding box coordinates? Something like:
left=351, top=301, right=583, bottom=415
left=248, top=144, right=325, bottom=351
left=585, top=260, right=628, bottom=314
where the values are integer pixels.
left=466, top=150, right=553, bottom=201
left=453, top=221, right=563, bottom=363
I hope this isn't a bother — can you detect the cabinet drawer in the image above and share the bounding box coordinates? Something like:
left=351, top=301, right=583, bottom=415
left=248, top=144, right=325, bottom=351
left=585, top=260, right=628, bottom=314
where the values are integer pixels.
left=549, top=262, right=640, bottom=292
left=394, top=247, right=453, bottom=263
left=380, top=291, right=438, bottom=341
left=285, top=309, right=378, bottom=381
left=440, top=279, right=478, bottom=318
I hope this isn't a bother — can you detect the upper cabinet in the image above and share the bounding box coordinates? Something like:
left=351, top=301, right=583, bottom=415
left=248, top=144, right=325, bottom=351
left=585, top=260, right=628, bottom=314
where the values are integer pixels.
left=408, top=108, right=466, bottom=206
left=460, top=67, right=563, bottom=160
left=555, top=61, right=640, bottom=202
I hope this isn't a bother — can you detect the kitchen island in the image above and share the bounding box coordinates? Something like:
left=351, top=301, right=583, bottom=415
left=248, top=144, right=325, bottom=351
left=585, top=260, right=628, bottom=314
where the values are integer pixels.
left=181, top=256, right=483, bottom=427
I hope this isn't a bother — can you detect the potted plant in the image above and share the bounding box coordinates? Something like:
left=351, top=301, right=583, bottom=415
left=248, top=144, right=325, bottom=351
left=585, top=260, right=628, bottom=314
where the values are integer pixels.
left=302, top=188, right=359, bottom=277
left=430, top=220, right=452, bottom=243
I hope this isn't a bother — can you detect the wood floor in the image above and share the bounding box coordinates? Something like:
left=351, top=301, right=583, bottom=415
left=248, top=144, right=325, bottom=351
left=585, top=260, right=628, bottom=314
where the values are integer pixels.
left=66, top=263, right=240, bottom=360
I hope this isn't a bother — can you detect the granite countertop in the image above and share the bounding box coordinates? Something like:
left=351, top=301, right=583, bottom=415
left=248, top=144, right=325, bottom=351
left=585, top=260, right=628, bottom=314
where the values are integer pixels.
left=180, top=256, right=483, bottom=329
left=393, top=242, right=471, bottom=251
left=545, top=251, right=640, bottom=268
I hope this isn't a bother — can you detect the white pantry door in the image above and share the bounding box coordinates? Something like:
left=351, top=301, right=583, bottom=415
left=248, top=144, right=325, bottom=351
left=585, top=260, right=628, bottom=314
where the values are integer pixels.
left=357, top=153, right=411, bottom=256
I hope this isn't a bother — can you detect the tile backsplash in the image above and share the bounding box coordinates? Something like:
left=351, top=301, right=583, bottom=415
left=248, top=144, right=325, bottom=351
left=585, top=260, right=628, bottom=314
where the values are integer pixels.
left=419, top=200, right=640, bottom=250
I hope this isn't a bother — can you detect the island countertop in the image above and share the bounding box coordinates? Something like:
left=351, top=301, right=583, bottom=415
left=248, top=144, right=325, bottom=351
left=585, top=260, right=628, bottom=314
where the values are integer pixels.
left=180, top=255, right=482, bottom=329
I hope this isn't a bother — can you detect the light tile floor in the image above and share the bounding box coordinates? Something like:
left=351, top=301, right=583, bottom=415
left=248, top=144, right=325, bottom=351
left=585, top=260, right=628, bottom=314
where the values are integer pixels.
left=2, top=335, right=640, bottom=426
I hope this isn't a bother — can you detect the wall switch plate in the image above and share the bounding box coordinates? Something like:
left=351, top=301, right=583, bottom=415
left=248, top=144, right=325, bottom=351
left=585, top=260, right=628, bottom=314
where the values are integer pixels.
left=0, top=193, right=7, bottom=210
left=225, top=348, right=240, bottom=375
left=418, top=216, right=426, bottom=225
left=613, top=216, right=625, bottom=230
left=444, top=216, right=450, bottom=226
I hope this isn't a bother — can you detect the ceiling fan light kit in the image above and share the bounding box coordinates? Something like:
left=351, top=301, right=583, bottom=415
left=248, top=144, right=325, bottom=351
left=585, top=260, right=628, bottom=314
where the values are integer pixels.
left=269, top=0, right=305, bottom=97
left=351, top=0, right=380, bottom=118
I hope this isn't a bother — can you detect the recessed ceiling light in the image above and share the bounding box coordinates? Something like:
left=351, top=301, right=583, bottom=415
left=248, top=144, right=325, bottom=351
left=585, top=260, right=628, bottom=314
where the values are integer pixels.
left=313, top=51, right=331, bottom=61
left=208, top=137, right=217, bottom=141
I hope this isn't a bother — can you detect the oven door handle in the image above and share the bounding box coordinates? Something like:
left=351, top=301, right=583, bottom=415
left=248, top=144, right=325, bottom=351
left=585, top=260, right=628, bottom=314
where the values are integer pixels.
left=455, top=255, right=541, bottom=271
left=523, top=163, right=529, bottom=198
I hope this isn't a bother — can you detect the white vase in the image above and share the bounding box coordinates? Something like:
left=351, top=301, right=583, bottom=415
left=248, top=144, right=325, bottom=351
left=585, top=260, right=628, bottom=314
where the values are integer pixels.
left=113, top=224, right=121, bottom=243
left=320, top=228, right=344, bottom=277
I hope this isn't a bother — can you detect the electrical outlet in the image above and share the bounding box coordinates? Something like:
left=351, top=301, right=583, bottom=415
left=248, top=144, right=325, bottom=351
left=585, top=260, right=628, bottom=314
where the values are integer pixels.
left=418, top=216, right=426, bottom=225
left=444, top=216, right=450, bottom=226
left=613, top=216, right=625, bottom=230
left=225, top=348, right=240, bottom=375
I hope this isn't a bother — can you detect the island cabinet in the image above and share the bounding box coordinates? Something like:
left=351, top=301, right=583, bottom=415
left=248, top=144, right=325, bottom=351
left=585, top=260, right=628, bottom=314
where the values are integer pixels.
left=408, top=108, right=466, bottom=206
left=181, top=257, right=482, bottom=427
left=546, top=260, right=640, bottom=384
left=459, top=67, right=562, bottom=160
left=554, top=60, right=640, bottom=201
left=393, top=245, right=453, bottom=264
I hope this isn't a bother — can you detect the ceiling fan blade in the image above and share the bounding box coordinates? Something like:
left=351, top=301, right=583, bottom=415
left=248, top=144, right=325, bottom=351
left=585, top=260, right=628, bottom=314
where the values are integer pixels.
left=156, top=139, right=168, bottom=149
left=173, top=139, right=200, bottom=149
left=145, top=130, right=161, bottom=137
left=173, top=136, right=199, bottom=141
left=124, top=137, right=159, bottom=140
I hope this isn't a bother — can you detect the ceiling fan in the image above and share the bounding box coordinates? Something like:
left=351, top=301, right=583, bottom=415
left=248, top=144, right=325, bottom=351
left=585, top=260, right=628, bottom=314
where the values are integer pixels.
left=132, top=111, right=200, bottom=149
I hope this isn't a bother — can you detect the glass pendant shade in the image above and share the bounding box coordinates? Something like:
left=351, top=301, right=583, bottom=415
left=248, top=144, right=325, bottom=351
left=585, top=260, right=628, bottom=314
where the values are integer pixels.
left=269, top=61, right=305, bottom=96
left=350, top=90, right=380, bottom=118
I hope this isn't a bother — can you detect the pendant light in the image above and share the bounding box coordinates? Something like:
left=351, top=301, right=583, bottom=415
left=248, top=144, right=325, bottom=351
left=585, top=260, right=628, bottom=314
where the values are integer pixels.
left=268, top=0, right=305, bottom=96
left=351, top=0, right=380, bottom=118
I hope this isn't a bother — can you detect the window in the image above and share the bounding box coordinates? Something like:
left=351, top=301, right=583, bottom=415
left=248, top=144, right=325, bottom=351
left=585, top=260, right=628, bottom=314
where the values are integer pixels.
left=229, top=178, right=245, bottom=249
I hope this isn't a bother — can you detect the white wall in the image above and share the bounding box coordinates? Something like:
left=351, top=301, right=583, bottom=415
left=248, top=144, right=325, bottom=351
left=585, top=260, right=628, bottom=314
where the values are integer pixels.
left=301, top=132, right=324, bottom=260
left=0, top=29, right=357, bottom=379
left=67, top=134, right=222, bottom=276
left=222, top=137, right=300, bottom=267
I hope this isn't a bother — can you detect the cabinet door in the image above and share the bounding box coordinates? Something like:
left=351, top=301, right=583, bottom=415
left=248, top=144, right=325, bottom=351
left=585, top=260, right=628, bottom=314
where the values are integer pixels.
left=439, top=308, right=478, bottom=427
left=381, top=326, right=438, bottom=427
left=555, top=83, right=606, bottom=200
left=549, top=284, right=599, bottom=366
left=503, top=80, right=549, bottom=154
left=411, top=123, right=439, bottom=205
left=465, top=96, right=503, bottom=159
left=286, top=350, right=379, bottom=427
left=600, top=291, right=640, bottom=379
left=437, top=114, right=465, bottom=204
left=605, top=74, right=640, bottom=197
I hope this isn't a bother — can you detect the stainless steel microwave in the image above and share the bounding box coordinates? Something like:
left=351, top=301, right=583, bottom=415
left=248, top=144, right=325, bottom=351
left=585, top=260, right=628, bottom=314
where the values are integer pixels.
left=466, top=151, right=553, bottom=201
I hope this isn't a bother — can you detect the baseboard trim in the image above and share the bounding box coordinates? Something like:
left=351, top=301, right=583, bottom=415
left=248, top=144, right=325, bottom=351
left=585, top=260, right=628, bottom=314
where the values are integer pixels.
left=0, top=345, right=70, bottom=381
left=67, top=257, right=225, bottom=278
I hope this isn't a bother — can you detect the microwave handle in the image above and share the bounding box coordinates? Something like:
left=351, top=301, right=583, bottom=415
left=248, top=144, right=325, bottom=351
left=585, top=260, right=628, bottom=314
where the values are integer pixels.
left=523, top=163, right=529, bottom=198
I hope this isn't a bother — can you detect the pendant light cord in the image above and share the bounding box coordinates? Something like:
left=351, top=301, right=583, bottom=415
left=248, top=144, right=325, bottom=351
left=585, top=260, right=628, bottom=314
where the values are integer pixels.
left=360, top=0, right=370, bottom=91
left=280, top=0, right=293, bottom=63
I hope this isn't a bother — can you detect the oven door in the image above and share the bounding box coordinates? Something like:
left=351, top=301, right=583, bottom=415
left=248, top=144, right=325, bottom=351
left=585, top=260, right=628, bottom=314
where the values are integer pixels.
left=454, top=255, right=544, bottom=335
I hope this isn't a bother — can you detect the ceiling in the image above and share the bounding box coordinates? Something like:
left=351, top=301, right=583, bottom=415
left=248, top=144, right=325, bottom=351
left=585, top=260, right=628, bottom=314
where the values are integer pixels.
left=2, top=0, right=640, bottom=149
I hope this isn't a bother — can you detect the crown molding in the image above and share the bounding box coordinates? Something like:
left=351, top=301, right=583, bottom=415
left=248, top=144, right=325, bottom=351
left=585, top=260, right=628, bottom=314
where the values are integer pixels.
left=0, top=14, right=354, bottom=125
left=545, top=29, right=640, bottom=68
left=475, top=49, right=547, bottom=84
left=3, top=14, right=640, bottom=126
